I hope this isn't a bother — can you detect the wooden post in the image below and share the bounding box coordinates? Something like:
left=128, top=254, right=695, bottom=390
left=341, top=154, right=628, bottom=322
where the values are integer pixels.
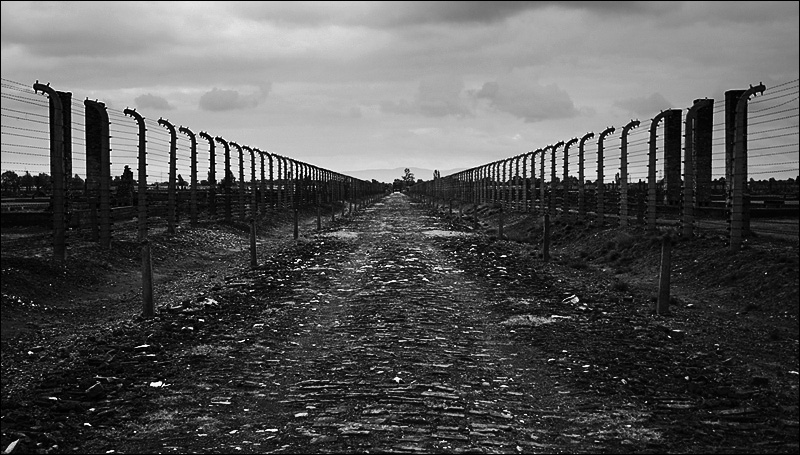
left=543, top=213, right=551, bottom=262
left=250, top=218, right=257, bottom=268
left=656, top=236, right=671, bottom=315
left=142, top=240, right=154, bottom=318
left=498, top=204, right=504, bottom=239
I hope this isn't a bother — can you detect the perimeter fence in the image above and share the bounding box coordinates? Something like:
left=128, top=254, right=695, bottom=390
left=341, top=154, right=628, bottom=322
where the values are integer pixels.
left=410, top=80, right=799, bottom=250
left=1, top=78, right=385, bottom=261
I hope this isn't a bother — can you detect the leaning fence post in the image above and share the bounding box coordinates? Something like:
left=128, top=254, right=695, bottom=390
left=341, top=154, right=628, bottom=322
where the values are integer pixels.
left=656, top=235, right=672, bottom=315
left=142, top=240, right=154, bottom=319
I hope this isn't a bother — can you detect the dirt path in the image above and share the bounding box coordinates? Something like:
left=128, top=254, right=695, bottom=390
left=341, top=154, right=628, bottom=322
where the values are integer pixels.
left=63, top=194, right=650, bottom=453
left=2, top=193, right=797, bottom=454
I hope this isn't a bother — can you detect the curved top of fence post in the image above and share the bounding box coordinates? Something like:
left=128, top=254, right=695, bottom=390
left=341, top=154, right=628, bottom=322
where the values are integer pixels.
left=564, top=137, right=579, bottom=153
left=214, top=135, right=229, bottom=148
left=157, top=117, right=176, bottom=135
left=123, top=107, right=144, bottom=123
left=579, top=132, right=594, bottom=149
left=598, top=126, right=615, bottom=142
left=621, top=119, right=640, bottom=136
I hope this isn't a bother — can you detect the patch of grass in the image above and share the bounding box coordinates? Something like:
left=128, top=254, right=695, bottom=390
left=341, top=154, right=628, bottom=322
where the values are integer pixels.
left=130, top=409, right=180, bottom=436
left=611, top=279, right=630, bottom=292
left=568, top=259, right=588, bottom=270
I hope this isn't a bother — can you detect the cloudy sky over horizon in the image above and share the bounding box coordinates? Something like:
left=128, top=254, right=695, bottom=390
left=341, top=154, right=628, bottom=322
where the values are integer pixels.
left=2, top=1, right=798, bottom=176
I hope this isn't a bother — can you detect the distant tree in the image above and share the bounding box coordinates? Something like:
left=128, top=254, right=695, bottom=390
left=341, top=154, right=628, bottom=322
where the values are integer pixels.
left=402, top=168, right=415, bottom=186
left=116, top=165, right=135, bottom=205
left=177, top=174, right=188, bottom=190
left=393, top=178, right=404, bottom=192
left=20, top=171, right=34, bottom=194
left=1, top=170, right=20, bottom=195
left=34, top=172, right=52, bottom=194
left=70, top=173, right=85, bottom=191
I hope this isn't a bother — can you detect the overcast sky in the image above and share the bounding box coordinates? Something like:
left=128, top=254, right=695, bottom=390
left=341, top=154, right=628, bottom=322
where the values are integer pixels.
left=2, top=1, right=798, bottom=177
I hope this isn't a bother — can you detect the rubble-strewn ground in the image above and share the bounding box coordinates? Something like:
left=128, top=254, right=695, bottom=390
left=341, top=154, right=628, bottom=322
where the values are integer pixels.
left=1, top=193, right=798, bottom=454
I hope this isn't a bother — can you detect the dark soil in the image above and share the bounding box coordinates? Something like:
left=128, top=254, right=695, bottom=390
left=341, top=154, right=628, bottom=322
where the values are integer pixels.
left=1, top=195, right=798, bottom=454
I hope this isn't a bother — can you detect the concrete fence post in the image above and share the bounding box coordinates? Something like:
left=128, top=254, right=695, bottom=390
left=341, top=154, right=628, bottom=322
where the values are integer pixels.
left=551, top=141, right=564, bottom=216
left=730, top=83, right=766, bottom=250
left=157, top=118, right=178, bottom=234
left=596, top=127, right=615, bottom=223
left=540, top=147, right=547, bottom=215
left=563, top=138, right=578, bottom=220
left=682, top=100, right=712, bottom=237
left=199, top=132, right=216, bottom=219
left=124, top=108, right=148, bottom=243
left=620, top=120, right=640, bottom=228
left=85, top=99, right=111, bottom=248
left=179, top=126, right=198, bottom=227
left=578, top=133, right=594, bottom=220
left=214, top=136, right=232, bottom=223
left=33, top=82, right=66, bottom=262
left=243, top=146, right=257, bottom=219
left=229, top=142, right=246, bottom=221
left=648, top=112, right=670, bottom=232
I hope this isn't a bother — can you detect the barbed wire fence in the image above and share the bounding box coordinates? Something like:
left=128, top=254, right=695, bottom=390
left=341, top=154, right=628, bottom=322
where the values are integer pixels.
left=411, top=79, right=799, bottom=249
left=1, top=77, right=385, bottom=261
